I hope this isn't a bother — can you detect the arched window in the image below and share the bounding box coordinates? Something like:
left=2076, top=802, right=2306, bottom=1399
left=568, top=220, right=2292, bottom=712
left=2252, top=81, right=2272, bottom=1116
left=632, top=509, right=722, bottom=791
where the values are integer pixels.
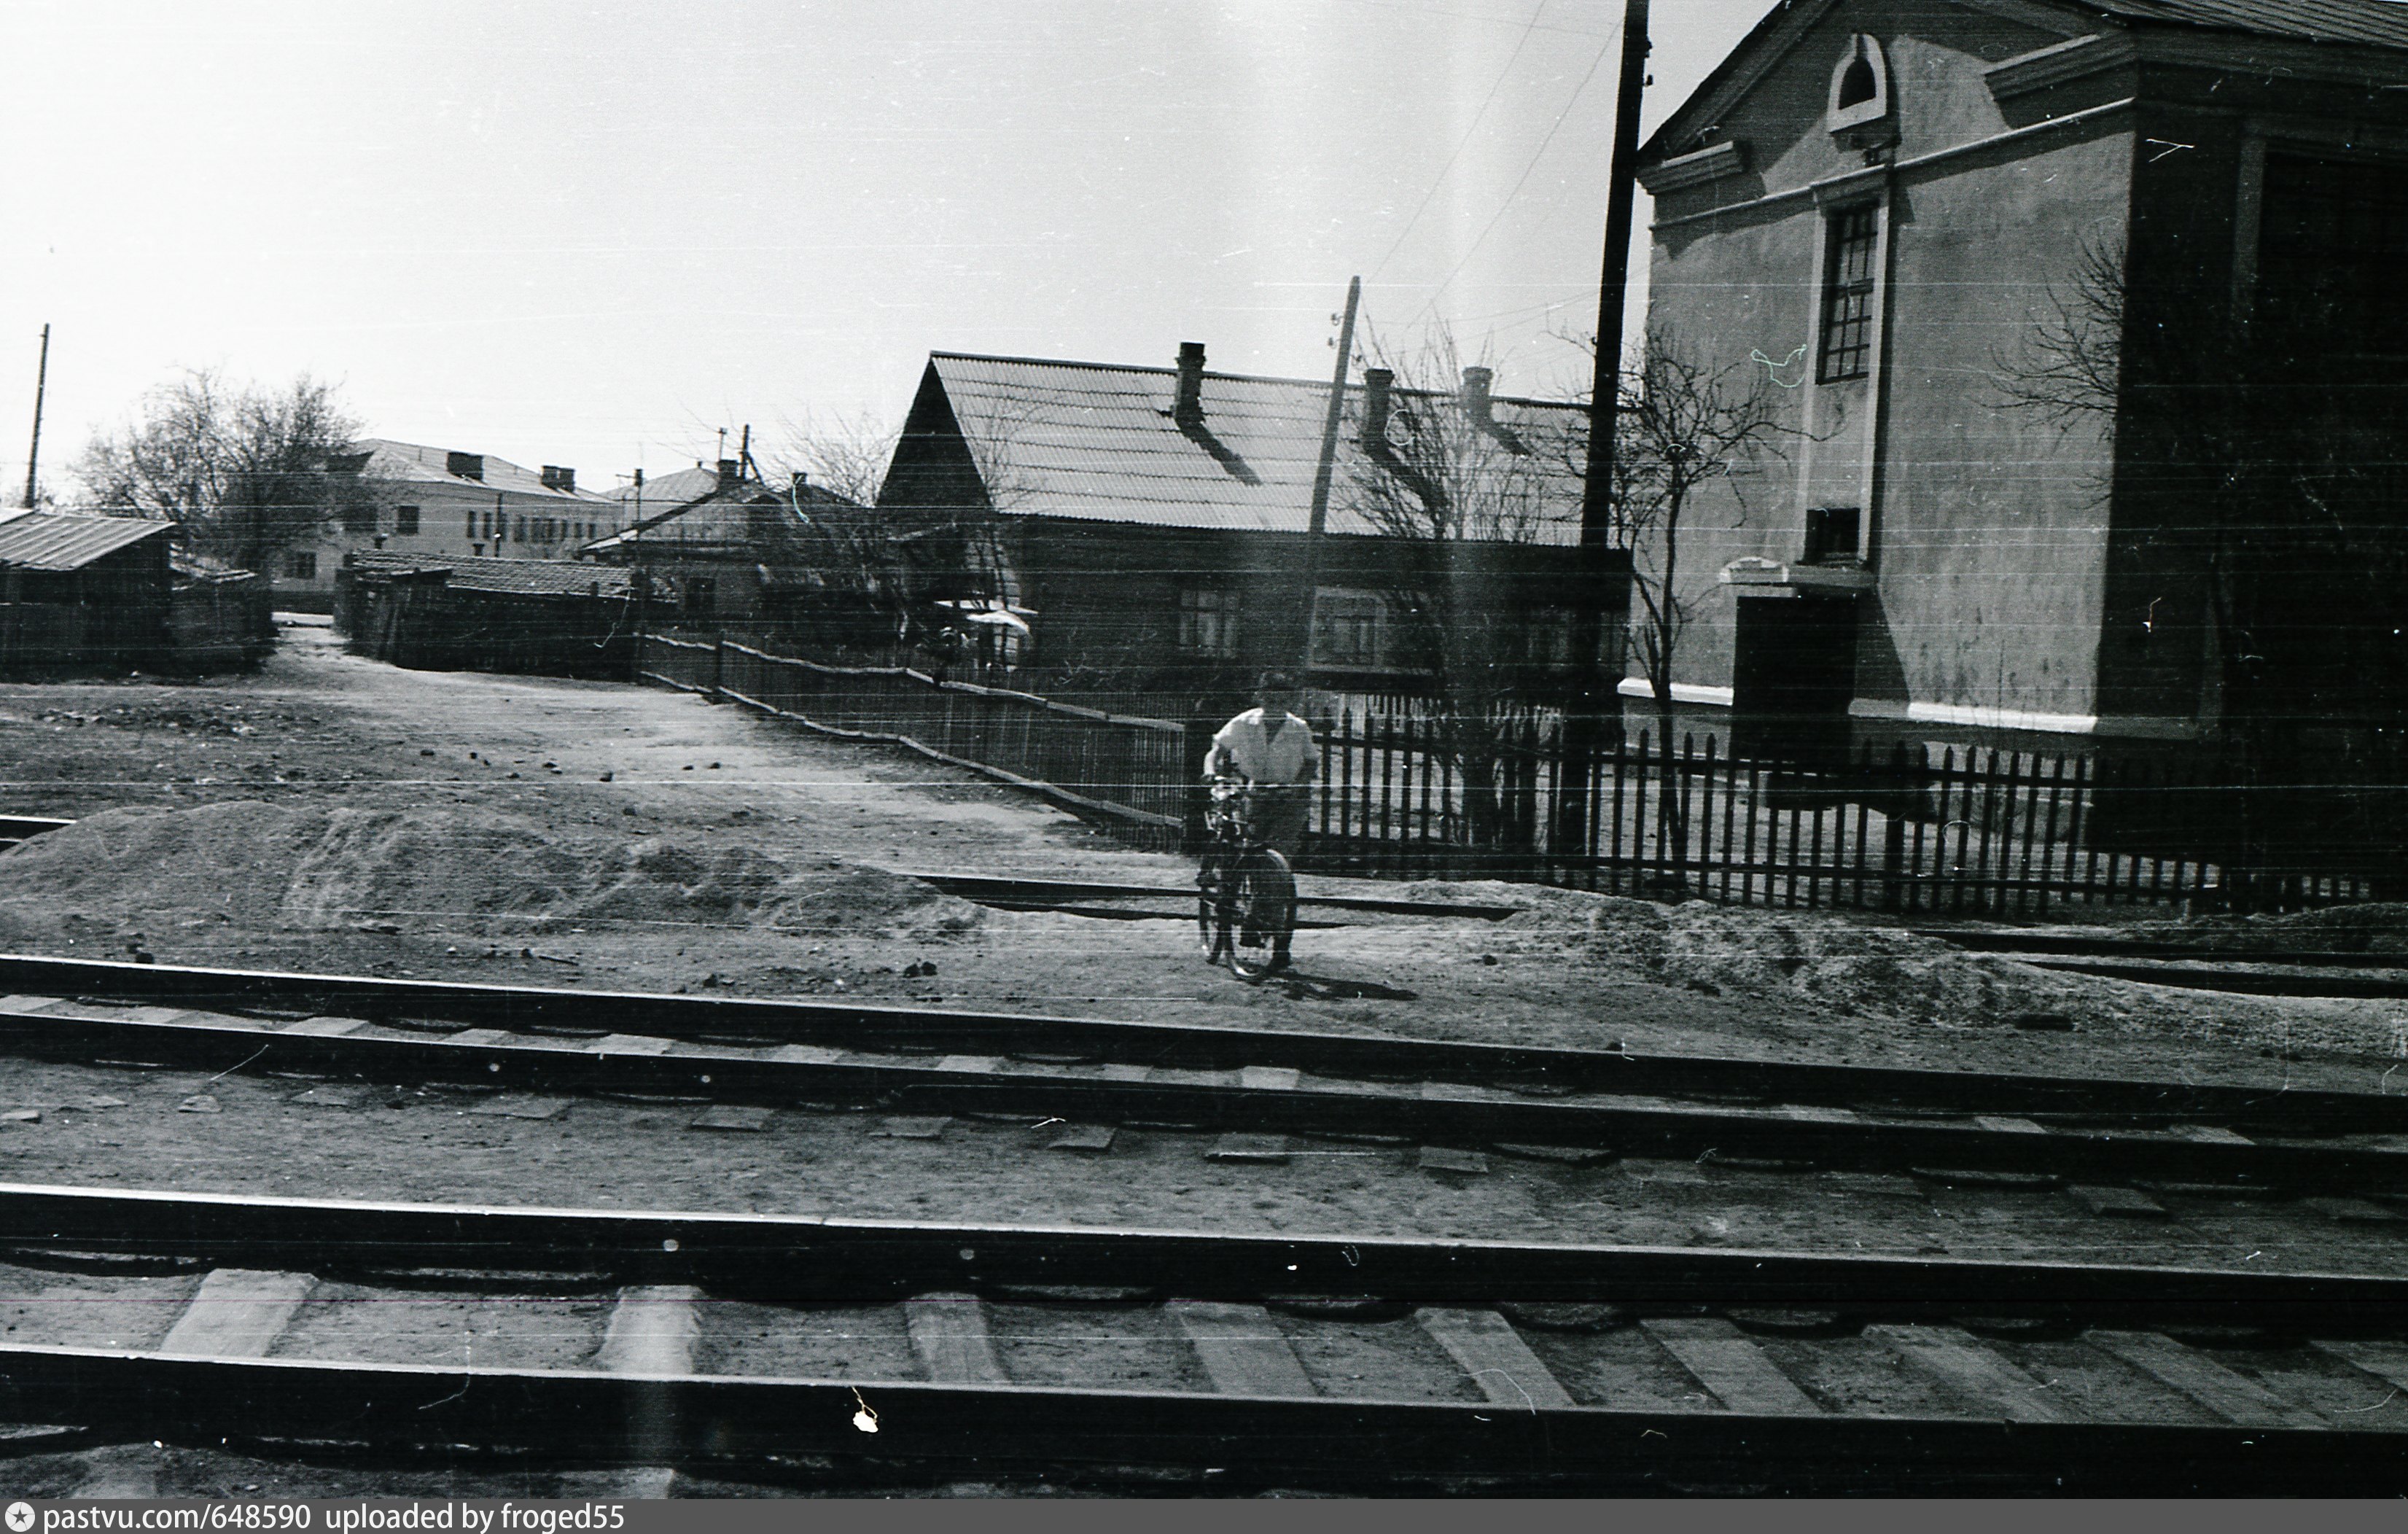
left=1836, top=57, right=1877, bottom=109
left=1826, top=34, right=1890, bottom=133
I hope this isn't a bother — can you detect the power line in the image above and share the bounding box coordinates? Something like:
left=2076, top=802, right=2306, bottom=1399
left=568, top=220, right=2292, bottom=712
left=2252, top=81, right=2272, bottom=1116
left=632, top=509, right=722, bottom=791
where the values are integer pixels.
left=1369, top=0, right=1551, bottom=282
left=1411, top=26, right=1618, bottom=326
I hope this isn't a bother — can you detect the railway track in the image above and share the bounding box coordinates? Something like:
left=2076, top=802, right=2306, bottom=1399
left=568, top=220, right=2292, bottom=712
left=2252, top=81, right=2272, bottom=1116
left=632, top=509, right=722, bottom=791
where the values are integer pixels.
left=2, top=787, right=2405, bottom=1488
left=3, top=1182, right=2408, bottom=1493
left=4, top=960, right=2407, bottom=1195
left=1922, top=925, right=2408, bottom=999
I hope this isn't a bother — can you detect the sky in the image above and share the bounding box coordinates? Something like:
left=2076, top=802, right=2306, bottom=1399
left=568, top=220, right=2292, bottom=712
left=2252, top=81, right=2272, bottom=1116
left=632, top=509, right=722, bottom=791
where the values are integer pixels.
left=0, top=0, right=1764, bottom=502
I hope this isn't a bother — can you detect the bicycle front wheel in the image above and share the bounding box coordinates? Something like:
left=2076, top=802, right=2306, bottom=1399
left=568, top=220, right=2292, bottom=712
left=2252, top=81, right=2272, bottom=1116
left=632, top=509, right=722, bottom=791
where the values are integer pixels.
left=1197, top=860, right=1230, bottom=964
left=1223, top=847, right=1296, bottom=981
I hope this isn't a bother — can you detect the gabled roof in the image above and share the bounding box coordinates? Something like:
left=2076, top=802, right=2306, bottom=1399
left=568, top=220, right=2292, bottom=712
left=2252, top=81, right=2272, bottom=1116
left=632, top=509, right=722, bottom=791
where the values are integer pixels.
left=602, top=464, right=725, bottom=513
left=580, top=476, right=865, bottom=556
left=0, top=511, right=172, bottom=572
left=912, top=351, right=1585, bottom=543
left=342, top=440, right=607, bottom=503
left=1643, top=0, right=2408, bottom=162
left=344, top=549, right=632, bottom=599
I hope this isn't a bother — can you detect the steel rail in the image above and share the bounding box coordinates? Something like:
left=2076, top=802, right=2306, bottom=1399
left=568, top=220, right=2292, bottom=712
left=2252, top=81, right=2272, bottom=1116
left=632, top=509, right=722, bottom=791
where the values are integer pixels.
left=1921, top=927, right=2408, bottom=970
left=4, top=1181, right=2405, bottom=1316
left=4, top=997, right=2404, bottom=1188
left=897, top=871, right=1521, bottom=920
left=0, top=1343, right=2398, bottom=1492
left=0, top=951, right=2398, bottom=1134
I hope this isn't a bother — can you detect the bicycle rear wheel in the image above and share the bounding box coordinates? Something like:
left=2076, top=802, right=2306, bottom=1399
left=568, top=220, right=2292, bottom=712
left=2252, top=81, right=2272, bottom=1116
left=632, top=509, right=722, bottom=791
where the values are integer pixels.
left=1223, top=847, right=1296, bottom=981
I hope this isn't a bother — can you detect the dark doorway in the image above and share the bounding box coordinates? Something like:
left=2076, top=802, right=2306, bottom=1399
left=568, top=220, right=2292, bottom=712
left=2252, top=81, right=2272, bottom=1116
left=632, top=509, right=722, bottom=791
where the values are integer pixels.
left=1731, top=593, right=1858, bottom=767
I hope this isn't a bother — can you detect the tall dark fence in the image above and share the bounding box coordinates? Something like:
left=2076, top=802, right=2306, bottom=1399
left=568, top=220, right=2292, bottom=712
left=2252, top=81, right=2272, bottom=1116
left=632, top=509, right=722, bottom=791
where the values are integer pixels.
left=638, top=634, right=1189, bottom=849
left=1307, top=719, right=2390, bottom=916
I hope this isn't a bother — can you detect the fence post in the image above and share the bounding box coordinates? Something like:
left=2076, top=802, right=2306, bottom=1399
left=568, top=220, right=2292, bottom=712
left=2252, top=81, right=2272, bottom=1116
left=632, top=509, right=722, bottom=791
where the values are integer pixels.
left=1880, top=741, right=1909, bottom=913
left=712, top=636, right=727, bottom=701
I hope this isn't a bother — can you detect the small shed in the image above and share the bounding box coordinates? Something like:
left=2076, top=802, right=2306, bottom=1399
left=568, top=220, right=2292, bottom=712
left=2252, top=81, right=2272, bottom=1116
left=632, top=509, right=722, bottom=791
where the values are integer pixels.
left=0, top=512, right=176, bottom=676
left=336, top=550, right=637, bottom=677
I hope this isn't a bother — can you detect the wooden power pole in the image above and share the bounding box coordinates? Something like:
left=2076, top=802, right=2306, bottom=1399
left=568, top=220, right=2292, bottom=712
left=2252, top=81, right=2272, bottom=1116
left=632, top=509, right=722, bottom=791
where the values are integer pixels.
left=23, top=324, right=50, bottom=510
left=1558, top=0, right=1653, bottom=863
left=1297, top=276, right=1362, bottom=677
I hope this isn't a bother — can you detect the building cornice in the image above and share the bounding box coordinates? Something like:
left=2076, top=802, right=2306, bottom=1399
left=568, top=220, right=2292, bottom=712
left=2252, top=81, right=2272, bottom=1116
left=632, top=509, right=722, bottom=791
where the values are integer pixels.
left=1653, top=96, right=2136, bottom=231
left=1985, top=32, right=2138, bottom=98
left=1637, top=141, right=1749, bottom=195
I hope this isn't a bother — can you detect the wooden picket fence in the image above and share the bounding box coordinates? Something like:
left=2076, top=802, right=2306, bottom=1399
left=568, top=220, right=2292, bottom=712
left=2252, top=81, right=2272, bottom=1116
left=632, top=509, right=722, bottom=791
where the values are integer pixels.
left=1308, top=718, right=2385, bottom=916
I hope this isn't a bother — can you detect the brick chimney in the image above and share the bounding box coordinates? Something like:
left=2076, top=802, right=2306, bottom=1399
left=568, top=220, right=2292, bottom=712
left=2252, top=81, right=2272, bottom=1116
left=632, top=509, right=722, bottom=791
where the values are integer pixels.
left=1173, top=341, right=1207, bottom=427
left=445, top=451, right=484, bottom=482
left=717, top=459, right=742, bottom=491
left=1360, top=367, right=1395, bottom=451
left=539, top=465, right=575, bottom=493
left=1460, top=366, right=1495, bottom=426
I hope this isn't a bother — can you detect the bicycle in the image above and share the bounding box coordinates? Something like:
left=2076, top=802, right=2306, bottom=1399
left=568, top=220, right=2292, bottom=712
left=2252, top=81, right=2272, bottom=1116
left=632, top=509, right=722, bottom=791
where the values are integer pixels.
left=1196, top=779, right=1298, bottom=981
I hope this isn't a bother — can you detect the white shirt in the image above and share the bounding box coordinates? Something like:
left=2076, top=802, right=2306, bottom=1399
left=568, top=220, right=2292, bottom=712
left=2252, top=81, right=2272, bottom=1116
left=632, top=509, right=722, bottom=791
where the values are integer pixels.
left=1208, top=706, right=1317, bottom=785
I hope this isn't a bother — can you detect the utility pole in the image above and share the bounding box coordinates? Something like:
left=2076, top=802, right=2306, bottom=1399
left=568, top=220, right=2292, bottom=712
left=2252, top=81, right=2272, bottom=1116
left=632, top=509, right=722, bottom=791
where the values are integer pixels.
left=23, top=324, right=50, bottom=510
left=1296, top=276, right=1362, bottom=678
left=1558, top=0, right=1652, bottom=864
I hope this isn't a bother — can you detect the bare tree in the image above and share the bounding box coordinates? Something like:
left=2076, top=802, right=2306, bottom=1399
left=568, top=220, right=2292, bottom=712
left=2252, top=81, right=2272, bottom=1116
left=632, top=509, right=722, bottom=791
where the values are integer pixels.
left=72, top=368, right=376, bottom=572
left=1344, top=331, right=1586, bottom=857
left=1608, top=330, right=1787, bottom=781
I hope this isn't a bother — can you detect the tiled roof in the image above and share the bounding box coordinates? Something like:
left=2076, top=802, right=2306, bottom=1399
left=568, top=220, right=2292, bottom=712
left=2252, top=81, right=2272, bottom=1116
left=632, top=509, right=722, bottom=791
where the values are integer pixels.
left=921, top=353, right=1586, bottom=543
left=343, top=549, right=631, bottom=599
left=0, top=512, right=173, bottom=571
left=346, top=440, right=608, bottom=502
left=2079, top=0, right=2408, bottom=47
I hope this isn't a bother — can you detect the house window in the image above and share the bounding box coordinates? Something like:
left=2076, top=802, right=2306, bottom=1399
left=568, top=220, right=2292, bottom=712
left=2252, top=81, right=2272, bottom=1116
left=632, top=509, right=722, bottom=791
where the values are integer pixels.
left=514, top=515, right=527, bottom=543
left=1311, top=588, right=1387, bottom=668
left=341, top=504, right=377, bottom=535
left=395, top=505, right=419, bottom=536
left=1804, top=506, right=1861, bottom=565
left=1817, top=205, right=1879, bottom=382
left=284, top=550, right=317, bottom=580
left=464, top=509, right=478, bottom=540
left=1177, top=586, right=1239, bottom=655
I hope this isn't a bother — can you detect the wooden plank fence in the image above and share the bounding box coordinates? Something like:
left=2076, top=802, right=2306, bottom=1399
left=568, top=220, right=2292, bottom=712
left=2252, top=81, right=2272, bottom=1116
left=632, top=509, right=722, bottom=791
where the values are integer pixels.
left=638, top=634, right=1191, bottom=849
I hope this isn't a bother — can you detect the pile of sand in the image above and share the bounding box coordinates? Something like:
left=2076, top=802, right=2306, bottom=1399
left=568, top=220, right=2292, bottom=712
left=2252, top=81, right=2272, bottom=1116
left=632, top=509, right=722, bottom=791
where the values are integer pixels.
left=0, top=802, right=983, bottom=943
left=1403, top=878, right=2097, bottom=1027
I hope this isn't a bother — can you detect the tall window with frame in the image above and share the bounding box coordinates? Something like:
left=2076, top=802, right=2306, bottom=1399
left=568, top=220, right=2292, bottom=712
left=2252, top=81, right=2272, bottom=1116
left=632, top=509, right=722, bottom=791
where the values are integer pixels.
left=1817, top=204, right=1879, bottom=383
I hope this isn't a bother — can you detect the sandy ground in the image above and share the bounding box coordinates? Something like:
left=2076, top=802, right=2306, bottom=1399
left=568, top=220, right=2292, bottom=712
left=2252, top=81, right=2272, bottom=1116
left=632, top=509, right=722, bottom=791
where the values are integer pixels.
left=0, top=625, right=2404, bottom=1094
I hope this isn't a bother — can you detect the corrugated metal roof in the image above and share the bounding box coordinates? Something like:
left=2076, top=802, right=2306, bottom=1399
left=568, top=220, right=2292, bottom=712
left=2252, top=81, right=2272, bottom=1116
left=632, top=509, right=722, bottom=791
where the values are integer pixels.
left=2082, top=0, right=2408, bottom=48
left=603, top=464, right=727, bottom=513
left=0, top=513, right=172, bottom=572
left=345, top=549, right=631, bottom=599
left=585, top=478, right=864, bottom=554
left=924, top=353, right=1586, bottom=543
left=346, top=440, right=609, bottom=502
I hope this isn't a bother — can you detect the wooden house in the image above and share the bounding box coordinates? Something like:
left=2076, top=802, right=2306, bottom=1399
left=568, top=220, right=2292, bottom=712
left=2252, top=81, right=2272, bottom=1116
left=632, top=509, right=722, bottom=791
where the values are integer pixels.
left=876, top=345, right=1627, bottom=718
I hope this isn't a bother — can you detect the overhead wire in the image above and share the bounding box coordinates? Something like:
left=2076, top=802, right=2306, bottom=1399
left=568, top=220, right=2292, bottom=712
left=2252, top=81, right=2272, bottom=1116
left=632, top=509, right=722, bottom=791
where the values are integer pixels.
left=1411, top=24, right=1619, bottom=327
left=1368, top=0, right=1553, bottom=284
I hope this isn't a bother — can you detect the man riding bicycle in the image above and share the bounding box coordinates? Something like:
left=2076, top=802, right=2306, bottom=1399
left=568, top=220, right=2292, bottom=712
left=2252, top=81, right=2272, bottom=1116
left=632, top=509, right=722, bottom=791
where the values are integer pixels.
left=1202, top=671, right=1317, bottom=971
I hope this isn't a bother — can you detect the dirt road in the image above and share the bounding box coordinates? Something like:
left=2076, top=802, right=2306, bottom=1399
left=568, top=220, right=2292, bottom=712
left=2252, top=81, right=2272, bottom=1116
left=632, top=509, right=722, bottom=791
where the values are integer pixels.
left=0, top=626, right=2401, bottom=1093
